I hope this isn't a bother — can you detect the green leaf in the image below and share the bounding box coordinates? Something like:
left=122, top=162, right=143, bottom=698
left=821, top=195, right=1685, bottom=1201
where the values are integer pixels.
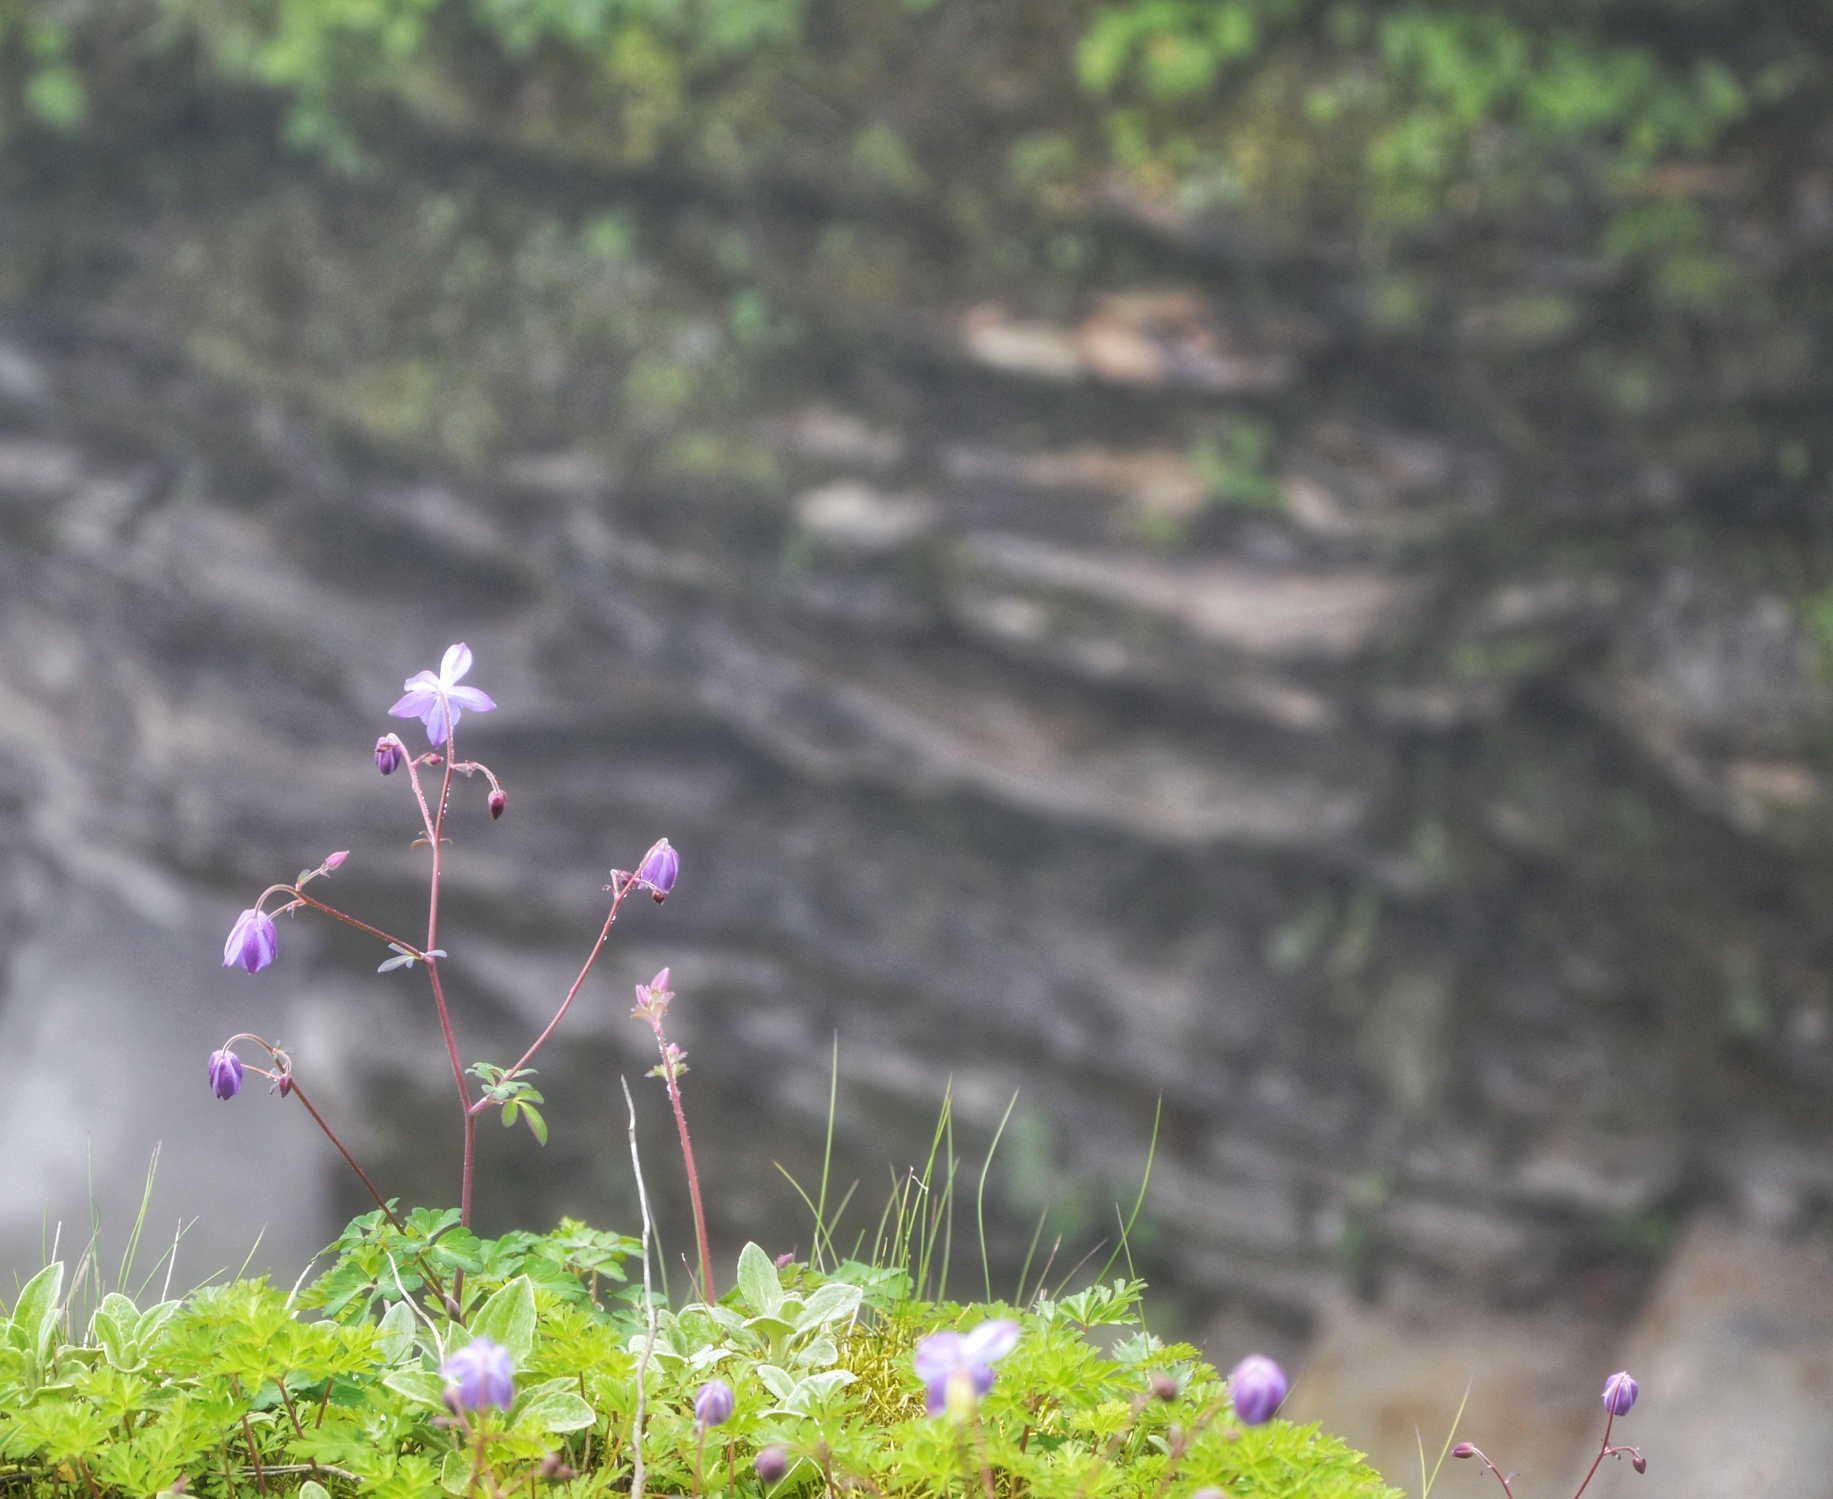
left=735, top=1241, right=782, bottom=1317
left=754, top=1363, right=797, bottom=1402
left=378, top=1300, right=416, bottom=1365
left=299, top=1484, right=333, bottom=1499
left=516, top=1378, right=596, bottom=1433
left=469, top=1274, right=537, bottom=1363
left=796, top=1281, right=862, bottom=1329
left=382, top=1366, right=448, bottom=1410
left=521, top=1104, right=548, bottom=1145
left=12, top=1261, right=64, bottom=1367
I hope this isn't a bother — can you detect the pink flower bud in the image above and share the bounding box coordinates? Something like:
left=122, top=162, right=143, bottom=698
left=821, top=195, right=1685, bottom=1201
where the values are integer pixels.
left=323, top=850, right=349, bottom=871
left=489, top=789, right=507, bottom=819
left=1453, top=1443, right=1476, bottom=1458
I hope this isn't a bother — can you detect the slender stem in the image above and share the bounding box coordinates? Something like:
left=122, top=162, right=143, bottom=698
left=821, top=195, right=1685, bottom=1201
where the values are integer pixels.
left=471, top=883, right=633, bottom=1115
left=284, top=1080, right=403, bottom=1231
left=662, top=1065, right=716, bottom=1303
left=623, top=1076, right=659, bottom=1499
left=280, top=1077, right=454, bottom=1312
left=1569, top=1412, right=1615, bottom=1499
left=261, top=886, right=423, bottom=960
left=1462, top=1444, right=1518, bottom=1499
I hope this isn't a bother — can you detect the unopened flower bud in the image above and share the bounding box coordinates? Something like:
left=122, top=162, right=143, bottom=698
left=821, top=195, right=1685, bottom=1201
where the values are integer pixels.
left=276, top=1073, right=293, bottom=1098
left=695, top=1378, right=735, bottom=1428
left=539, top=1453, right=575, bottom=1481
left=222, top=908, right=278, bottom=973
left=634, top=837, right=678, bottom=902
left=1453, top=1443, right=1475, bottom=1459
left=207, top=1049, right=243, bottom=1100
left=376, top=736, right=406, bottom=775
left=1149, top=1372, right=1179, bottom=1402
left=1602, top=1371, right=1638, bottom=1416
left=441, top=1337, right=515, bottom=1411
left=489, top=789, right=506, bottom=819
left=1632, top=1454, right=1647, bottom=1474
left=776, top=1251, right=796, bottom=1269
left=1227, top=1354, right=1287, bottom=1427
left=755, top=1448, right=789, bottom=1486
left=323, top=850, right=349, bottom=871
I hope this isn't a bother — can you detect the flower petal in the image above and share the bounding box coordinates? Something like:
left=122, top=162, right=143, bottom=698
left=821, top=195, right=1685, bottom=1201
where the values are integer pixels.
left=960, top=1320, right=1020, bottom=1365
left=389, top=686, right=439, bottom=719
left=444, top=686, right=495, bottom=713
left=441, top=643, right=473, bottom=685
left=912, top=1331, right=963, bottom=1384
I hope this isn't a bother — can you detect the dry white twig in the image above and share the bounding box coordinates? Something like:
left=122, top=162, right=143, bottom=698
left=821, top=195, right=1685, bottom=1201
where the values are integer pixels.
left=623, top=1075, right=661, bottom=1499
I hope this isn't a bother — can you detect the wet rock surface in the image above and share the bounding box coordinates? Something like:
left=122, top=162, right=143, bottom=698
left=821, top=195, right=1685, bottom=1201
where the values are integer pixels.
left=0, top=107, right=1831, bottom=1483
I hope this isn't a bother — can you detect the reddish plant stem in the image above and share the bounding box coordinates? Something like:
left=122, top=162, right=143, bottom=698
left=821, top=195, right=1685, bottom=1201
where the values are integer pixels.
left=1571, top=1411, right=1639, bottom=1499
left=471, top=881, right=633, bottom=1114
left=661, top=1056, right=715, bottom=1303
left=400, top=703, right=478, bottom=1226
left=261, top=885, right=423, bottom=960
left=284, top=1079, right=402, bottom=1231
left=1461, top=1444, right=1517, bottom=1499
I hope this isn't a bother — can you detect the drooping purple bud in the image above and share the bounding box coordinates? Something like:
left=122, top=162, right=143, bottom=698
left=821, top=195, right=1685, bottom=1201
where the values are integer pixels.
left=323, top=850, right=349, bottom=871
left=754, top=1448, right=789, bottom=1486
left=442, top=1336, right=515, bottom=1412
left=222, top=909, right=278, bottom=973
left=1227, top=1354, right=1287, bottom=1427
left=1632, top=1454, right=1647, bottom=1474
left=489, top=789, right=507, bottom=819
left=694, top=1378, right=735, bottom=1428
left=1453, top=1443, right=1475, bottom=1459
left=376, top=736, right=406, bottom=775
left=1602, top=1371, right=1638, bottom=1416
left=634, top=838, right=678, bottom=903
left=1149, top=1372, right=1179, bottom=1402
left=207, top=1049, right=243, bottom=1100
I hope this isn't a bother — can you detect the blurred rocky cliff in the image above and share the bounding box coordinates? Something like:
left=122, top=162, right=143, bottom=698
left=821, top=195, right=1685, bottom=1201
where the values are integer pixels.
left=0, top=0, right=1831, bottom=1486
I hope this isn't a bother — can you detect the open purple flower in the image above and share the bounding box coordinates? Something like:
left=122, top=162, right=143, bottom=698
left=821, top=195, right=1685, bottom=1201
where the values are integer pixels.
left=442, top=1336, right=515, bottom=1412
left=913, top=1320, right=1020, bottom=1415
left=222, top=908, right=277, bottom=973
left=633, top=838, right=678, bottom=903
left=207, top=1049, right=243, bottom=1100
left=1227, top=1354, right=1287, bottom=1426
left=389, top=643, right=496, bottom=748
left=1603, top=1370, right=1638, bottom=1416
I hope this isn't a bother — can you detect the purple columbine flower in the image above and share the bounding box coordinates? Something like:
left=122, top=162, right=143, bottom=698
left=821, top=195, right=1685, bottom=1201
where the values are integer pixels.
left=633, top=838, right=678, bottom=903
left=222, top=908, right=278, bottom=973
left=1227, top=1354, right=1287, bottom=1426
left=694, top=1378, right=735, bottom=1428
left=1603, top=1370, right=1638, bottom=1416
left=913, top=1320, right=1020, bottom=1416
left=389, top=643, right=496, bottom=748
left=207, top=1049, right=243, bottom=1100
left=442, top=1336, right=515, bottom=1412
left=376, top=735, right=406, bottom=775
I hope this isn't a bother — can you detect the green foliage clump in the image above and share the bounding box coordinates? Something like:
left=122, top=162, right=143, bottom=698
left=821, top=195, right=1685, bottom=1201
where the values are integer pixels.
left=1076, top=0, right=1775, bottom=217
left=0, top=1214, right=1396, bottom=1498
